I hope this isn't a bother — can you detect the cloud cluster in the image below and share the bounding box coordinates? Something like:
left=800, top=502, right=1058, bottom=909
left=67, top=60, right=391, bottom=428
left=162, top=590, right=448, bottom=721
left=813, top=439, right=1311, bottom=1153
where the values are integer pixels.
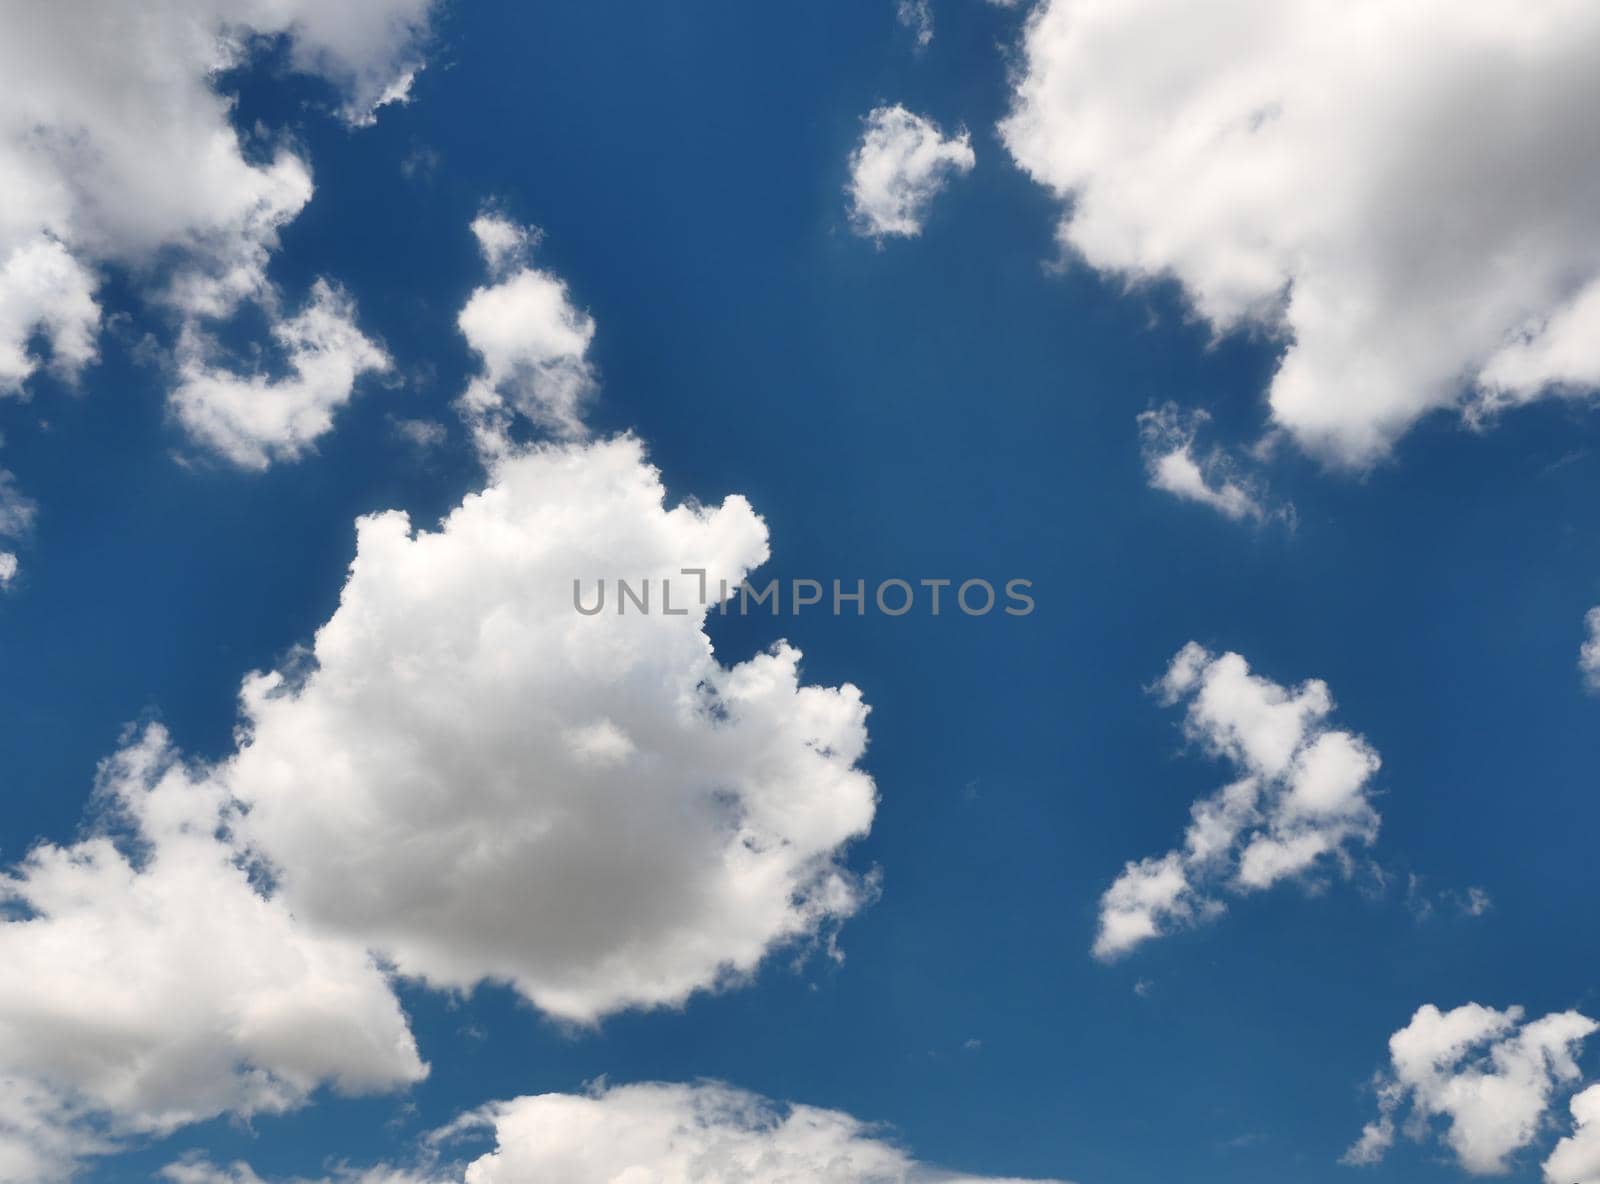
left=170, top=281, right=391, bottom=470
left=1345, top=1003, right=1597, bottom=1176
left=1002, top=0, right=1600, bottom=465
left=0, top=727, right=426, bottom=1181
left=456, top=215, right=597, bottom=448
left=1094, top=644, right=1381, bottom=959
left=0, top=0, right=430, bottom=471
left=1136, top=405, right=1283, bottom=524
left=848, top=106, right=975, bottom=240
left=163, top=1082, right=1062, bottom=1184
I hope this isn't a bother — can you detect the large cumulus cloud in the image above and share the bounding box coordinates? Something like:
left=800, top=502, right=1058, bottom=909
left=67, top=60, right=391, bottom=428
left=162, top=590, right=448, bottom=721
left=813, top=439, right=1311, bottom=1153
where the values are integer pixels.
left=1002, top=0, right=1600, bottom=465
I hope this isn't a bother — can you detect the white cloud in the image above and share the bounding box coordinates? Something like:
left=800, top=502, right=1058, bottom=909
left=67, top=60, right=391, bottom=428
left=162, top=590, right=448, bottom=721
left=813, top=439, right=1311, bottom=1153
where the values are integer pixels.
left=170, top=280, right=391, bottom=470
left=0, top=726, right=426, bottom=1180
left=457, top=215, right=597, bottom=448
left=0, top=238, right=99, bottom=395
left=1546, top=1084, right=1600, bottom=1184
left=1001, top=0, right=1600, bottom=466
left=456, top=1082, right=1061, bottom=1183
left=1346, top=1003, right=1597, bottom=1175
left=224, top=432, right=877, bottom=1023
left=1094, top=643, right=1381, bottom=959
left=897, top=0, right=935, bottom=48
left=166, top=1082, right=1065, bottom=1184
left=0, top=468, right=35, bottom=588
left=1137, top=405, right=1284, bottom=524
left=1581, top=607, right=1600, bottom=692
left=848, top=106, right=975, bottom=240
left=0, top=0, right=432, bottom=389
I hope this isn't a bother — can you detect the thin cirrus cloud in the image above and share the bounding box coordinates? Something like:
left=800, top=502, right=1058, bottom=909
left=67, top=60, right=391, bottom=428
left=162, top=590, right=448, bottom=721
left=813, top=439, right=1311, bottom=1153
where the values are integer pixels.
left=161, top=1081, right=1065, bottom=1184
left=1345, top=1002, right=1598, bottom=1178
left=1094, top=643, right=1381, bottom=960
left=1001, top=0, right=1600, bottom=467
left=848, top=105, right=975, bottom=240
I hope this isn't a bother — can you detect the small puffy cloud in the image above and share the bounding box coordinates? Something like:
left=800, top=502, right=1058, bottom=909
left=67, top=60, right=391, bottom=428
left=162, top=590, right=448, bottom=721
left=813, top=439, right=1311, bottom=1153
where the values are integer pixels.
left=0, top=0, right=433, bottom=386
left=1137, top=405, right=1285, bottom=524
left=226, top=433, right=877, bottom=1024
left=0, top=551, right=16, bottom=588
left=457, top=216, right=596, bottom=448
left=897, top=0, right=935, bottom=48
left=1546, top=1084, right=1600, bottom=1184
left=0, top=727, right=426, bottom=1179
left=1581, top=607, right=1600, bottom=691
left=170, top=280, right=390, bottom=470
left=1346, top=1003, right=1597, bottom=1175
left=1001, top=0, right=1600, bottom=466
left=1094, top=644, right=1381, bottom=959
left=848, top=106, right=975, bottom=239
left=168, top=1082, right=1066, bottom=1184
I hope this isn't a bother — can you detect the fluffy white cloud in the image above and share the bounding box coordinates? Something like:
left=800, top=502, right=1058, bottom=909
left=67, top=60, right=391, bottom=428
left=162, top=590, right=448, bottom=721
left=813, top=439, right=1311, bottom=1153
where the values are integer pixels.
left=0, top=239, right=98, bottom=395
left=1346, top=1003, right=1597, bottom=1175
left=848, top=106, right=975, bottom=240
left=0, top=727, right=426, bottom=1180
left=170, top=280, right=391, bottom=469
left=1137, top=405, right=1283, bottom=524
left=455, top=1082, right=1060, bottom=1183
left=1581, top=607, right=1600, bottom=692
left=165, top=1082, right=1063, bottom=1184
left=0, top=0, right=431, bottom=390
left=1094, top=643, right=1381, bottom=959
left=456, top=215, right=597, bottom=447
left=1546, top=1084, right=1600, bottom=1184
left=224, top=431, right=877, bottom=1023
left=1001, top=0, right=1600, bottom=465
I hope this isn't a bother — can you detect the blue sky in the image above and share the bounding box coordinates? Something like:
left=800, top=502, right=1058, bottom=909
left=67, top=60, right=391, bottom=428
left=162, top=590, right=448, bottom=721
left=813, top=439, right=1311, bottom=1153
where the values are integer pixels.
left=1, top=2, right=1599, bottom=1182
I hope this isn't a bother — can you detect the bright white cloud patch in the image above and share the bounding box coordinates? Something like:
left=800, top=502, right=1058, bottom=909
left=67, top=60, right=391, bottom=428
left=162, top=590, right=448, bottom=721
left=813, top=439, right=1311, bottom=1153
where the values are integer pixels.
left=1346, top=1003, right=1597, bottom=1175
left=1546, top=1084, right=1600, bottom=1184
left=1002, top=0, right=1600, bottom=465
left=0, top=727, right=426, bottom=1180
left=224, top=433, right=876, bottom=1023
left=1137, top=405, right=1281, bottom=524
left=457, top=215, right=597, bottom=447
left=0, top=0, right=431, bottom=390
left=165, top=1082, right=1063, bottom=1184
left=1094, top=643, right=1381, bottom=959
left=170, top=280, right=391, bottom=470
left=848, top=106, right=975, bottom=239
left=1581, top=607, right=1600, bottom=692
